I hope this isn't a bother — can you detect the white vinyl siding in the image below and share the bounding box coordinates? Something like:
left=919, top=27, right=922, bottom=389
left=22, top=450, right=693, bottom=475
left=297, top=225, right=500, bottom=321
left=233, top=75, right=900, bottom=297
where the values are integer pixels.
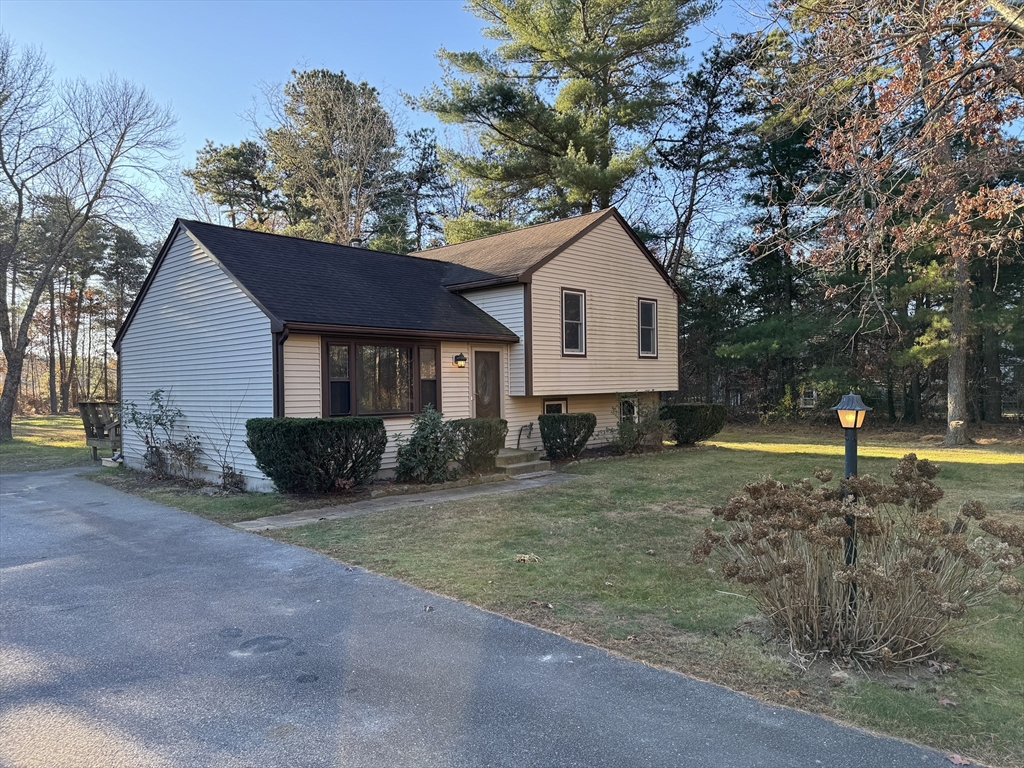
left=284, top=334, right=321, bottom=417
left=119, top=229, right=274, bottom=490
left=464, top=285, right=526, bottom=396
left=530, top=217, right=678, bottom=395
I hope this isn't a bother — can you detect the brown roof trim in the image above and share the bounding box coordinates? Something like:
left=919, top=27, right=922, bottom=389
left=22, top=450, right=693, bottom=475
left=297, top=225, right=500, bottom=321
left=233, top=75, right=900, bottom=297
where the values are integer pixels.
left=445, top=275, right=523, bottom=292
left=283, top=322, right=519, bottom=344
left=518, top=208, right=685, bottom=301
left=608, top=209, right=686, bottom=301
left=112, top=220, right=285, bottom=353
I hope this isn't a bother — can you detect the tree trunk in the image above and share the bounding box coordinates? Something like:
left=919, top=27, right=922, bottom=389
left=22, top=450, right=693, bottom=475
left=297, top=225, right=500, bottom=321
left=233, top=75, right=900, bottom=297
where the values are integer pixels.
left=48, top=285, right=58, bottom=415
left=980, top=261, right=1002, bottom=423
left=944, top=254, right=971, bottom=445
left=0, top=353, right=25, bottom=440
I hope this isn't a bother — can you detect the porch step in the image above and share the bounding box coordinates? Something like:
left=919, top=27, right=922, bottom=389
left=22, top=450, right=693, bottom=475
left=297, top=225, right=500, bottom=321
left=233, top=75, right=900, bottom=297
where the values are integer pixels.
left=495, top=448, right=542, bottom=468
left=503, top=459, right=552, bottom=477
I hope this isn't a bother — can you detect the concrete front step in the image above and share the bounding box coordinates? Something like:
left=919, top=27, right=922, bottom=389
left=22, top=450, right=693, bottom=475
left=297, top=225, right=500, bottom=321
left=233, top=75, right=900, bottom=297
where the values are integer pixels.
left=495, top=448, right=543, bottom=468
left=503, top=460, right=552, bottom=477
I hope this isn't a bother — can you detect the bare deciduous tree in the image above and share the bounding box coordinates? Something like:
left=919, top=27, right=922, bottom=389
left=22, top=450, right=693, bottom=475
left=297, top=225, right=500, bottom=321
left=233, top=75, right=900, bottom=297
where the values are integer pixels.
left=0, top=34, right=177, bottom=440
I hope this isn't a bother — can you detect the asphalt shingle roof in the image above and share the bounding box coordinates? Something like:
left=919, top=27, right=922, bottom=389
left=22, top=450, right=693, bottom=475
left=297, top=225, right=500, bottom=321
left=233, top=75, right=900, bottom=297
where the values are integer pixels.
left=179, top=220, right=517, bottom=340
left=415, top=209, right=612, bottom=285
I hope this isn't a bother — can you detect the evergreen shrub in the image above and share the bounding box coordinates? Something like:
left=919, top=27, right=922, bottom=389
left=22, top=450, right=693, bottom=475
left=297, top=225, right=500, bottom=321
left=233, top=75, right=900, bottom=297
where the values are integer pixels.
left=660, top=403, right=726, bottom=444
left=538, top=412, right=596, bottom=460
left=246, top=417, right=386, bottom=493
left=450, top=417, right=508, bottom=473
left=395, top=406, right=458, bottom=484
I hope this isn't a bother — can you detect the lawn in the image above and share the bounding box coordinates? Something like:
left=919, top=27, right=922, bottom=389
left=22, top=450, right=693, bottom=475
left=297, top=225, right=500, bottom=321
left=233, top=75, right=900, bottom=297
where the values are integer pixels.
left=0, top=414, right=95, bottom=472
left=8, top=415, right=1023, bottom=765
left=269, top=425, right=1024, bottom=768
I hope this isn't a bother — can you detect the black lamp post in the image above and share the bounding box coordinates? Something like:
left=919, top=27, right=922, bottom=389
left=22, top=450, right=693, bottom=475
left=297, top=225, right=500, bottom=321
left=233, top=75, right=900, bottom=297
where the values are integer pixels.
left=831, top=392, right=872, bottom=479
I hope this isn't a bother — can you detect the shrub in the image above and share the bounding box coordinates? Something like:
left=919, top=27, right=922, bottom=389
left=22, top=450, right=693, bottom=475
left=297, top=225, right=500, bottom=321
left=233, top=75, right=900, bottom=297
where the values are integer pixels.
left=660, top=403, right=726, bottom=444
left=395, top=406, right=458, bottom=484
left=538, top=412, right=596, bottom=460
left=450, top=417, right=508, bottom=474
left=610, top=397, right=673, bottom=454
left=123, top=390, right=205, bottom=481
left=167, top=431, right=205, bottom=481
left=246, top=417, right=387, bottom=493
left=691, top=454, right=1024, bottom=664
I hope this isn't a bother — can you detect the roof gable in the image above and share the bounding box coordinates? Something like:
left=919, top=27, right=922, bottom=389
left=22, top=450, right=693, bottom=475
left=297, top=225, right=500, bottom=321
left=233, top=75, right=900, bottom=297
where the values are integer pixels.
left=116, top=221, right=519, bottom=349
left=415, top=208, right=682, bottom=299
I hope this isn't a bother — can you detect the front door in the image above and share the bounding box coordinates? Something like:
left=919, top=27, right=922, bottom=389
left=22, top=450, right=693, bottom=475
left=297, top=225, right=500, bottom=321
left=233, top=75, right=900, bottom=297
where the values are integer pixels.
left=474, top=351, right=500, bottom=418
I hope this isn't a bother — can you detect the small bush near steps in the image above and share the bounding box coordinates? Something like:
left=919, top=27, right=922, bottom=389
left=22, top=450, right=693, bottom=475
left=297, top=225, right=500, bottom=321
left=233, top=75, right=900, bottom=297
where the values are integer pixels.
left=450, top=417, right=508, bottom=474
left=538, top=412, right=597, bottom=460
left=692, top=454, right=1023, bottom=665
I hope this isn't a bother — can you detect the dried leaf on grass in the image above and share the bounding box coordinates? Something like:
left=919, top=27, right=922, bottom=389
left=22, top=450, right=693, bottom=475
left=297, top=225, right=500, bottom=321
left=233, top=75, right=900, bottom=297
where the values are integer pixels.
left=947, top=755, right=970, bottom=765
left=514, top=553, right=542, bottom=563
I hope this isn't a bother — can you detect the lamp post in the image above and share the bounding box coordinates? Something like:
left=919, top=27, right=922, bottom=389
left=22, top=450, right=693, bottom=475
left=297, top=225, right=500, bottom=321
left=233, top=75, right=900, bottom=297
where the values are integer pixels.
left=831, top=392, right=872, bottom=479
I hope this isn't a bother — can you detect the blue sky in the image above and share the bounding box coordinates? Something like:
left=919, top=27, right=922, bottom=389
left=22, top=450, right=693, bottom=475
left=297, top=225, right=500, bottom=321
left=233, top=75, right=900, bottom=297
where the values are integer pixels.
left=2, top=0, right=752, bottom=170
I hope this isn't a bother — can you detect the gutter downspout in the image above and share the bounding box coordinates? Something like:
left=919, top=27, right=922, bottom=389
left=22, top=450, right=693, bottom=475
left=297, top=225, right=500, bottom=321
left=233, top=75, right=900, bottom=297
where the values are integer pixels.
left=272, top=328, right=289, bottom=417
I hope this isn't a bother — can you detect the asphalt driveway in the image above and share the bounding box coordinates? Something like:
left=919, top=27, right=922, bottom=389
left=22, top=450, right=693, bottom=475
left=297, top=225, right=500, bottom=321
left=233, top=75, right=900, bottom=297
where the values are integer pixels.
left=0, top=468, right=950, bottom=768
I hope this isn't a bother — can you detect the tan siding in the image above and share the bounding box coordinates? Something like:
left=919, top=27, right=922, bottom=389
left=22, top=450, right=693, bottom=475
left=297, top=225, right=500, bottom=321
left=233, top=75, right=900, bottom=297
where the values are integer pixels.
left=119, top=230, right=275, bottom=490
left=283, top=334, right=321, bottom=417
left=501, top=393, right=624, bottom=452
left=530, top=217, right=678, bottom=395
left=464, top=285, right=526, bottom=395
left=440, top=341, right=472, bottom=421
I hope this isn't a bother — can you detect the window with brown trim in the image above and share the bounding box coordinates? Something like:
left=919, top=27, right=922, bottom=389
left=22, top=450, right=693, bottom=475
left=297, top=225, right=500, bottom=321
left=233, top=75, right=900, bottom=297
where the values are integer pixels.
left=562, top=289, right=586, bottom=356
left=638, top=299, right=657, bottom=357
left=325, top=341, right=439, bottom=417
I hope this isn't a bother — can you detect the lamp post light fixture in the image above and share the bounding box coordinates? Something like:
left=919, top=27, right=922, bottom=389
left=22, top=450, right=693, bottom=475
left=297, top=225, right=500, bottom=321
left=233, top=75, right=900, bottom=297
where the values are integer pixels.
left=831, top=391, right=872, bottom=479
left=453, top=353, right=467, bottom=369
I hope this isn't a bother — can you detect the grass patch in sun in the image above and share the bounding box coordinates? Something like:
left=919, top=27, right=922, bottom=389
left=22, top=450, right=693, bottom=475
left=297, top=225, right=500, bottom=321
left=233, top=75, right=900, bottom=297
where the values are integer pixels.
left=0, top=414, right=95, bottom=472
left=269, top=426, right=1023, bottom=767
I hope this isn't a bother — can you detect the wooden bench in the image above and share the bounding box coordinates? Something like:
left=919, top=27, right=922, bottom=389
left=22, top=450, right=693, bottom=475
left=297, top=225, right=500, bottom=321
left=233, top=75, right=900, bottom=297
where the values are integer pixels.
left=77, top=401, right=121, bottom=461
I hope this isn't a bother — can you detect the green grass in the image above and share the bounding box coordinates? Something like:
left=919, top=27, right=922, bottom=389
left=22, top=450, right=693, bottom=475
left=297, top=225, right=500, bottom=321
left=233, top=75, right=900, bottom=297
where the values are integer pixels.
left=268, top=426, right=1023, bottom=767
left=0, top=414, right=95, bottom=472
left=7, top=415, right=1023, bottom=764
left=90, top=467, right=342, bottom=525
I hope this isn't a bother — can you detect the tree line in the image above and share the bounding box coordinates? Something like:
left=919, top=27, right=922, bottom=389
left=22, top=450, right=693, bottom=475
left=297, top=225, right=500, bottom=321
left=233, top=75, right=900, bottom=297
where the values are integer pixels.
left=2, top=0, right=1021, bottom=445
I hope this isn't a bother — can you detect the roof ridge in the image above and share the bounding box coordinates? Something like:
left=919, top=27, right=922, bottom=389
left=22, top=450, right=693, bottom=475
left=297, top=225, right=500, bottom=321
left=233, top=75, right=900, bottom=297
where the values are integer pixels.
left=414, top=208, right=613, bottom=255
left=179, top=218, right=466, bottom=269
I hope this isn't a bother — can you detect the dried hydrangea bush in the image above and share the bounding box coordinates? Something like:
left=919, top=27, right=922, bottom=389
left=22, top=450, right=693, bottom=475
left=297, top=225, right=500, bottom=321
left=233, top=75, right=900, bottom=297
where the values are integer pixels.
left=692, top=454, right=1023, bottom=664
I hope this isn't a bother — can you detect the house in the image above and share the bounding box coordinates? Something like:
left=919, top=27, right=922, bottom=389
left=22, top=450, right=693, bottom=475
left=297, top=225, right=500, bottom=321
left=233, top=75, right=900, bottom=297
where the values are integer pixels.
left=114, top=208, right=681, bottom=490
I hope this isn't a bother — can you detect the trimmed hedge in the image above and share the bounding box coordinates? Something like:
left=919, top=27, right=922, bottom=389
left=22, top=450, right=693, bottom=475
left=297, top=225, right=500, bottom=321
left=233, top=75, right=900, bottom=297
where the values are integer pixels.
left=538, top=412, right=596, bottom=460
left=450, top=417, right=508, bottom=474
left=246, top=417, right=387, bottom=493
left=660, top=403, right=727, bottom=445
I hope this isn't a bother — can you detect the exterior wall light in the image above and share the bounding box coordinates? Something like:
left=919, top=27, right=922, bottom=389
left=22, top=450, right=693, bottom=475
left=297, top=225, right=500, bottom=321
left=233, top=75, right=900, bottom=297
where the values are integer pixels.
left=831, top=391, right=872, bottom=478
left=453, top=353, right=467, bottom=368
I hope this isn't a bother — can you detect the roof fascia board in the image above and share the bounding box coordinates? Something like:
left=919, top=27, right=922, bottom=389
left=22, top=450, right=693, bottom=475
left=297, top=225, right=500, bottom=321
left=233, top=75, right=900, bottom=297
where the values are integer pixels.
left=445, top=275, right=522, bottom=292
left=519, top=207, right=685, bottom=301
left=180, top=224, right=285, bottom=333
left=608, top=209, right=686, bottom=301
left=284, top=322, right=519, bottom=344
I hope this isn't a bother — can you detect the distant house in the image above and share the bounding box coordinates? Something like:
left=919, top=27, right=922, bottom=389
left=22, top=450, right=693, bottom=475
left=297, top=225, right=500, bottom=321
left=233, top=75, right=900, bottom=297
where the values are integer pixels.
left=114, top=208, right=681, bottom=490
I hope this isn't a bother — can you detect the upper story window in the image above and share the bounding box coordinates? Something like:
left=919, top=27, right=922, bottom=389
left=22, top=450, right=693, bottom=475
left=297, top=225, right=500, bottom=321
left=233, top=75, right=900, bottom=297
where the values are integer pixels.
left=326, top=341, right=439, bottom=417
left=638, top=299, right=657, bottom=357
left=562, top=289, right=586, bottom=356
